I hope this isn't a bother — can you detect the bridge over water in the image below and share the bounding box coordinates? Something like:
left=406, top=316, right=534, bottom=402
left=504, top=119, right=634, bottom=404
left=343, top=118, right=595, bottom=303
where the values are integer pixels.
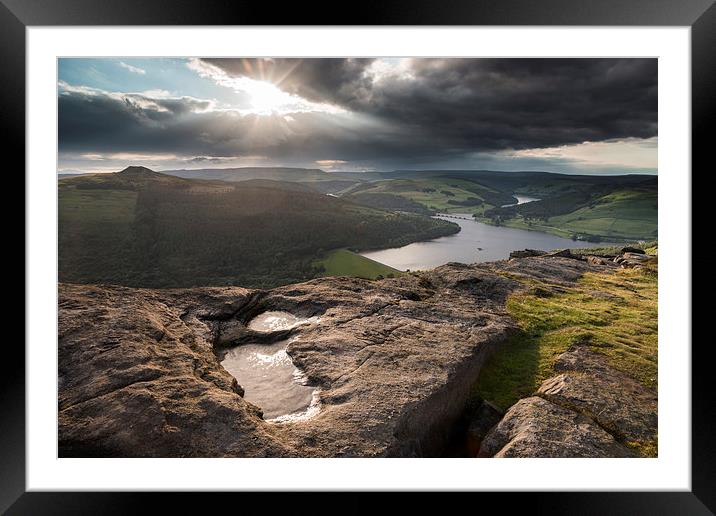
left=436, top=213, right=475, bottom=221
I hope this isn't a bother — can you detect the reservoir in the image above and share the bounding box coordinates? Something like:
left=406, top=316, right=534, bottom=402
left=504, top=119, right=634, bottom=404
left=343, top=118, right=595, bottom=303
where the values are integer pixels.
left=502, top=194, right=540, bottom=207
left=359, top=213, right=613, bottom=271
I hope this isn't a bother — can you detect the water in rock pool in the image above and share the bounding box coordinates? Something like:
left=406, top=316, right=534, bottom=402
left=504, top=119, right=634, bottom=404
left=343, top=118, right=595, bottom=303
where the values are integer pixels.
left=220, top=338, right=318, bottom=421
left=247, top=311, right=318, bottom=332
left=221, top=311, right=320, bottom=421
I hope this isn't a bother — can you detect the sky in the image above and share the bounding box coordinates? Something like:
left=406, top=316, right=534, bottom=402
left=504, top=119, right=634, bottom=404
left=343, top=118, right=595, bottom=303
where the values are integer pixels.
left=58, top=58, right=657, bottom=175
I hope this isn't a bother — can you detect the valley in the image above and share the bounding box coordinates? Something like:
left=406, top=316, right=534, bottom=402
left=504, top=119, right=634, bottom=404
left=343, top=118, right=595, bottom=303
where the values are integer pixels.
left=59, top=166, right=657, bottom=288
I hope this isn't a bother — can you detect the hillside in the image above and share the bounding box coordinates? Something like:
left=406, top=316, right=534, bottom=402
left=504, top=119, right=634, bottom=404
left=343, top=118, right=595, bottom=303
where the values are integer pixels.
left=479, top=176, right=657, bottom=241
left=59, top=166, right=458, bottom=288
left=342, top=176, right=516, bottom=215
left=385, top=169, right=656, bottom=196
left=162, top=166, right=363, bottom=194
left=61, top=167, right=657, bottom=244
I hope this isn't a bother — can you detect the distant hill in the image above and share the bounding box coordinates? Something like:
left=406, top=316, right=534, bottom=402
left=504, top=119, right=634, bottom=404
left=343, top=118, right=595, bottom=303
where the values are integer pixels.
left=59, top=166, right=458, bottom=288
left=161, top=166, right=365, bottom=194
left=386, top=169, right=656, bottom=195
left=61, top=165, right=208, bottom=190
left=163, top=166, right=329, bottom=182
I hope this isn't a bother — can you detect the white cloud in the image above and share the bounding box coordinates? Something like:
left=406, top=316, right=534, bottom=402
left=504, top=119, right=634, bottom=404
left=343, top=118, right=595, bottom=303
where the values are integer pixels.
left=506, top=137, right=658, bottom=169
left=58, top=81, right=215, bottom=115
left=141, top=89, right=171, bottom=98
left=119, top=61, right=146, bottom=75
left=77, top=152, right=180, bottom=162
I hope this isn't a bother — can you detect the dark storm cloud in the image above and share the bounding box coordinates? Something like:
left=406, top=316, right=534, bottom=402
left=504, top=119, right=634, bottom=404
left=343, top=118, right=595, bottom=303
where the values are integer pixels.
left=199, top=58, right=657, bottom=151
left=373, top=58, right=657, bottom=151
left=59, top=58, right=657, bottom=168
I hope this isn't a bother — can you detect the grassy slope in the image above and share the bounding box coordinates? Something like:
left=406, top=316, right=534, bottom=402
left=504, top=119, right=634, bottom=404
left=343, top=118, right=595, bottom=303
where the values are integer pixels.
left=344, top=176, right=512, bottom=215
left=473, top=257, right=657, bottom=453
left=478, top=188, right=657, bottom=242
left=314, top=249, right=402, bottom=280
left=549, top=189, right=657, bottom=240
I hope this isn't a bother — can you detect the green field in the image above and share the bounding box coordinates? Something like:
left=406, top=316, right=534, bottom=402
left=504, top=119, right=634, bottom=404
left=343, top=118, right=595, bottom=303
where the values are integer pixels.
left=314, top=249, right=402, bottom=280
left=548, top=189, right=657, bottom=240
left=344, top=176, right=514, bottom=215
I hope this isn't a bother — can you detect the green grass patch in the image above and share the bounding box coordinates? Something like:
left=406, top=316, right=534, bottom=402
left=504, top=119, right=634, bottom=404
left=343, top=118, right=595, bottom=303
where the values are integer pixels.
left=474, top=264, right=658, bottom=417
left=314, top=249, right=402, bottom=280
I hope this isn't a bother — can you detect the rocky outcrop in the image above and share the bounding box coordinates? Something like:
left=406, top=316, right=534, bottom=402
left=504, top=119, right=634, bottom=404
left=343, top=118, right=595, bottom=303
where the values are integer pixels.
left=542, top=346, right=657, bottom=444
left=509, top=246, right=657, bottom=271
left=509, top=249, right=546, bottom=259
left=478, top=346, right=656, bottom=458
left=58, top=285, right=292, bottom=458
left=615, top=252, right=656, bottom=269
left=478, top=396, right=635, bottom=458
left=58, top=252, right=653, bottom=458
left=58, top=255, right=605, bottom=457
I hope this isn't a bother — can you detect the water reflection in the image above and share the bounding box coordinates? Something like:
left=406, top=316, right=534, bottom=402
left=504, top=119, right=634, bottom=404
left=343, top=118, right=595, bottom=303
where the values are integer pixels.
left=360, top=214, right=613, bottom=271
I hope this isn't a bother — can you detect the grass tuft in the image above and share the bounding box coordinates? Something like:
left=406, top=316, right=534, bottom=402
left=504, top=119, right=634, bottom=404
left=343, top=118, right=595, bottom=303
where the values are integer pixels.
left=474, top=265, right=658, bottom=410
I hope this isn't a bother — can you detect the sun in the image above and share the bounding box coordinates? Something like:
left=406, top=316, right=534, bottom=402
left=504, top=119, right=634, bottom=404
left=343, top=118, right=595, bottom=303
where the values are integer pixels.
left=238, top=78, right=296, bottom=115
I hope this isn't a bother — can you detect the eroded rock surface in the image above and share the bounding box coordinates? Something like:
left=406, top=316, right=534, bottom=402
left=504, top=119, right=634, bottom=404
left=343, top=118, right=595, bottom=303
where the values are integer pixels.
left=59, top=255, right=629, bottom=458
left=478, top=345, right=657, bottom=458
left=478, top=396, right=634, bottom=458
left=547, top=346, right=657, bottom=443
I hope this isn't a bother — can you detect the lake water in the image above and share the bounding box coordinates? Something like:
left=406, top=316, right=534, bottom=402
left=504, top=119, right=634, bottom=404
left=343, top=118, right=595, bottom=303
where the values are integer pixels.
left=220, top=312, right=320, bottom=422
left=360, top=214, right=611, bottom=271
left=502, top=194, right=540, bottom=207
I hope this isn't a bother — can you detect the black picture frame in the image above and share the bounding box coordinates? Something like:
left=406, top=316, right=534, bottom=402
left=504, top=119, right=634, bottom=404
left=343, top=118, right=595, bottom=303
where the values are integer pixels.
left=5, top=0, right=711, bottom=513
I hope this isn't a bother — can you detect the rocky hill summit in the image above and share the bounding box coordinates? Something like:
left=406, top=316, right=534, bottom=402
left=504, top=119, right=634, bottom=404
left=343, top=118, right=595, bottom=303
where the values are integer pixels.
left=58, top=249, right=657, bottom=457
